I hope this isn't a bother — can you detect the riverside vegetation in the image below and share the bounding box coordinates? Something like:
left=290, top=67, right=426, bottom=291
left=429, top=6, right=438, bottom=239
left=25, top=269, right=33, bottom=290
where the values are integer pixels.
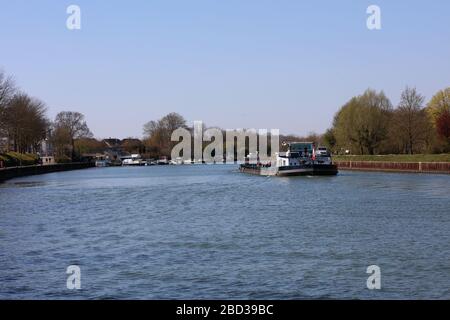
left=1, top=69, right=450, bottom=164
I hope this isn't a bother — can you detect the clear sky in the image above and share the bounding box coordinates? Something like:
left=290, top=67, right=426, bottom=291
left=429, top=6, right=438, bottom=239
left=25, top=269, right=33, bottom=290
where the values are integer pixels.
left=1, top=0, right=449, bottom=139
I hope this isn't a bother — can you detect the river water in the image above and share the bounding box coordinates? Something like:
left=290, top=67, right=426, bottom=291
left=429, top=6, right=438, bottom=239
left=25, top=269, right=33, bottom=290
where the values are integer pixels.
left=0, top=165, right=449, bottom=299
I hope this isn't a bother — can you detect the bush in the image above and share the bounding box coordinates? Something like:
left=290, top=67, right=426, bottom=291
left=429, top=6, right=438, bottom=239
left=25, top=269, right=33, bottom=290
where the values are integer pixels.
left=55, top=155, right=72, bottom=164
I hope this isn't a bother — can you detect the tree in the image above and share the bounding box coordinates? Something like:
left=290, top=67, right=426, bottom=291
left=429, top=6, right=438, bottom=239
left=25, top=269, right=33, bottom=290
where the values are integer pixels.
left=333, top=89, right=392, bottom=154
left=391, top=87, right=428, bottom=154
left=358, top=89, right=393, bottom=154
left=322, top=128, right=337, bottom=153
left=427, top=87, right=450, bottom=124
left=3, top=93, right=48, bottom=153
left=422, top=87, right=450, bottom=152
left=74, top=138, right=106, bottom=155
left=143, top=120, right=160, bottom=138
left=436, top=110, right=450, bottom=146
left=51, top=126, right=72, bottom=162
left=0, top=71, right=17, bottom=140
left=121, top=138, right=144, bottom=154
left=160, top=112, right=187, bottom=134
left=0, top=71, right=16, bottom=105
left=54, top=111, right=92, bottom=160
left=143, top=113, right=187, bottom=158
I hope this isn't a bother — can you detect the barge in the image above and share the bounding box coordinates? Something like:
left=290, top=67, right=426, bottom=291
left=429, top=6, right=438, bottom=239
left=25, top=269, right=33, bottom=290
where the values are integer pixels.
left=239, top=142, right=338, bottom=176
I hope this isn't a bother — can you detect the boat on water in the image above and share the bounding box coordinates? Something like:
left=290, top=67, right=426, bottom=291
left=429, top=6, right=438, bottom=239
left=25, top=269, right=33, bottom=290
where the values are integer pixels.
left=95, top=159, right=111, bottom=167
left=94, top=155, right=112, bottom=167
left=157, top=156, right=170, bottom=165
left=239, top=142, right=338, bottom=176
left=121, top=154, right=148, bottom=166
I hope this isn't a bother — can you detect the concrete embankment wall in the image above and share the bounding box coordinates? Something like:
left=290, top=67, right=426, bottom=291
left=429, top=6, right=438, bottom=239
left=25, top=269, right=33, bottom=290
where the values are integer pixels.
left=0, top=162, right=95, bottom=183
left=335, top=161, right=450, bottom=174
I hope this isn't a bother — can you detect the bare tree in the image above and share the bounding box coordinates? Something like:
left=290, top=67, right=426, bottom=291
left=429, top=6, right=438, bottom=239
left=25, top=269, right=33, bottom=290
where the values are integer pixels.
left=3, top=93, right=48, bottom=153
left=0, top=70, right=16, bottom=106
left=143, top=113, right=187, bottom=158
left=51, top=125, right=72, bottom=162
left=143, top=120, right=160, bottom=138
left=0, top=71, right=17, bottom=140
left=54, top=111, right=92, bottom=160
left=392, top=87, right=428, bottom=154
left=160, top=112, right=187, bottom=134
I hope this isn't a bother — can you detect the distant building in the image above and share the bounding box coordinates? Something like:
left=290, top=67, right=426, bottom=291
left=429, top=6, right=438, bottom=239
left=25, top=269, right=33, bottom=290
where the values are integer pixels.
left=0, top=137, right=8, bottom=153
left=121, top=138, right=145, bottom=155
left=38, top=129, right=54, bottom=157
left=40, top=156, right=55, bottom=165
left=103, top=138, right=122, bottom=148
left=39, top=139, right=53, bottom=157
left=102, top=138, right=126, bottom=161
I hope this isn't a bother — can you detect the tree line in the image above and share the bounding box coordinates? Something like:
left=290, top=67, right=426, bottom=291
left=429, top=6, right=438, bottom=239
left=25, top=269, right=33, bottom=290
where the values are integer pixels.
left=323, top=87, right=450, bottom=155
left=142, top=88, right=450, bottom=158
left=0, top=70, right=93, bottom=162
left=142, top=114, right=287, bottom=160
left=2, top=68, right=450, bottom=161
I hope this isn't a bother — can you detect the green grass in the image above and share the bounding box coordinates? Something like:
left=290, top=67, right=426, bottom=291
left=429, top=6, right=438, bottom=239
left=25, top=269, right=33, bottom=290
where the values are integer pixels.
left=333, top=154, right=450, bottom=163
left=0, top=152, right=39, bottom=167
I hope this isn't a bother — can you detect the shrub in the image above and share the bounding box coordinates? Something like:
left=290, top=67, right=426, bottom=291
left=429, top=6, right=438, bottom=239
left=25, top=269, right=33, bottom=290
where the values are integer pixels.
left=55, top=155, right=72, bottom=164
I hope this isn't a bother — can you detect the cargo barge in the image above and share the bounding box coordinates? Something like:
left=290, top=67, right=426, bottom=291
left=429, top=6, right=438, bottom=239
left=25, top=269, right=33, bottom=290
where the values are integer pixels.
left=239, top=142, right=338, bottom=176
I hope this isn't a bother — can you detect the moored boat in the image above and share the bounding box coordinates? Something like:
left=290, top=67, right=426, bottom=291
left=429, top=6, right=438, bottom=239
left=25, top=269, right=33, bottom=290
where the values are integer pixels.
left=95, top=159, right=111, bottom=167
left=121, top=154, right=148, bottom=166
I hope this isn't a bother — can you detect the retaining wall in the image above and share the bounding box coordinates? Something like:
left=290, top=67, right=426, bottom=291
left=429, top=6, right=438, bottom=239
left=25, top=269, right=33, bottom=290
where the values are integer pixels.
left=0, top=162, right=95, bottom=183
left=335, top=161, right=450, bottom=174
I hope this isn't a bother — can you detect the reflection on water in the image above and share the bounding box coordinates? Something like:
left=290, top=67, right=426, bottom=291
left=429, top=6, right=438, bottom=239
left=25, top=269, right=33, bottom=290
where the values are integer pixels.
left=0, top=166, right=449, bottom=299
left=6, top=181, right=48, bottom=188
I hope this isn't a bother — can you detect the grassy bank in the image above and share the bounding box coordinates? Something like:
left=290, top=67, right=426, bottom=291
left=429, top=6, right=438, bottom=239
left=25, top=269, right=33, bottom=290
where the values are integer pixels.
left=333, top=154, right=450, bottom=163
left=0, top=152, right=39, bottom=167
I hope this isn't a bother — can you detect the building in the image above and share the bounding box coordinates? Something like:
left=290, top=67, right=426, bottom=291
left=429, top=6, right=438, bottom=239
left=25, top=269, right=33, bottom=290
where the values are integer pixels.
left=0, top=137, right=8, bottom=153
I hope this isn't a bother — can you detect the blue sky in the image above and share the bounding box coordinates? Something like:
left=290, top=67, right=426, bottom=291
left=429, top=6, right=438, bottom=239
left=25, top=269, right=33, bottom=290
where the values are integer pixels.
left=1, top=0, right=449, bottom=139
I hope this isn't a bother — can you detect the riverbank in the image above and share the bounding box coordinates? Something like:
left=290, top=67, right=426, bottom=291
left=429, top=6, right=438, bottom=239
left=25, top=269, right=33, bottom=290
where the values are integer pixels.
left=333, top=154, right=450, bottom=163
left=335, top=161, right=450, bottom=174
left=0, top=162, right=95, bottom=183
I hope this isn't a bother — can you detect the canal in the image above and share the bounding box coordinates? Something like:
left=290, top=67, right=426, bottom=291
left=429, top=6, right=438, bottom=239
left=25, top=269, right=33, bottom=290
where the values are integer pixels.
left=0, top=165, right=449, bottom=299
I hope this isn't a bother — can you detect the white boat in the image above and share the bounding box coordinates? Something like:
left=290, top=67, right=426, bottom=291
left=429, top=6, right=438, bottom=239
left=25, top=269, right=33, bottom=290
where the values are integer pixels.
left=121, top=154, right=147, bottom=166
left=156, top=157, right=169, bottom=165
left=94, top=155, right=111, bottom=167
left=170, top=157, right=184, bottom=165
left=95, top=159, right=111, bottom=167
